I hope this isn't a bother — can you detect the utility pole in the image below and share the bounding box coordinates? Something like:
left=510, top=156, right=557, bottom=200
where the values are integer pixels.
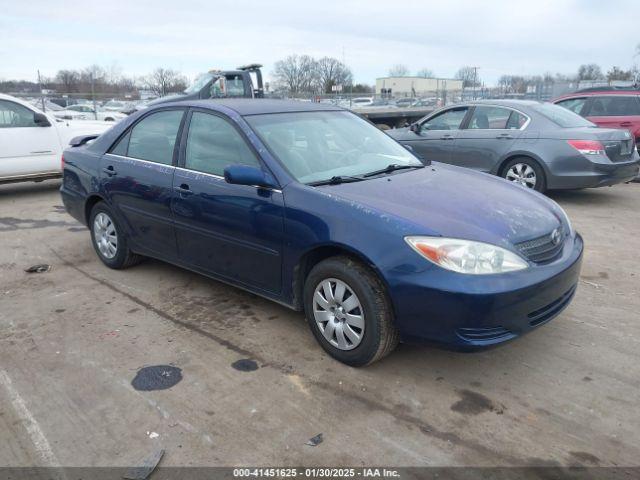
left=471, top=66, right=480, bottom=100
left=91, top=72, right=97, bottom=119
left=37, top=70, right=45, bottom=112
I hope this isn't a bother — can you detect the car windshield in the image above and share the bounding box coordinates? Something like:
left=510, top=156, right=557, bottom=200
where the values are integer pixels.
left=533, top=103, right=595, bottom=128
left=245, top=111, right=422, bottom=184
left=184, top=72, right=215, bottom=95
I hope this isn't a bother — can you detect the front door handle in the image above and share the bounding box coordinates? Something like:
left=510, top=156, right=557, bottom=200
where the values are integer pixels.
left=620, top=122, right=632, bottom=127
left=496, top=133, right=514, bottom=139
left=102, top=166, right=117, bottom=177
left=440, top=134, right=455, bottom=140
left=174, top=183, right=194, bottom=196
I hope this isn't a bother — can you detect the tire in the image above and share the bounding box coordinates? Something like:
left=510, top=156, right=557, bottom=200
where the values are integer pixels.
left=303, top=256, right=399, bottom=367
left=501, top=157, right=546, bottom=193
left=89, top=202, right=142, bottom=269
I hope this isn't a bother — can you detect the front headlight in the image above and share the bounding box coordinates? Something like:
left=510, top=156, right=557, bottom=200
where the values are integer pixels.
left=558, top=207, right=574, bottom=237
left=405, top=236, right=529, bottom=275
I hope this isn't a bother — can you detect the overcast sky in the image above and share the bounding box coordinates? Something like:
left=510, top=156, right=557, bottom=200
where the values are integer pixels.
left=1, top=0, right=638, bottom=86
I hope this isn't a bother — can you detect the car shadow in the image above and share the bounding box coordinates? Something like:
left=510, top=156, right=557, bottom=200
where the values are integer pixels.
left=547, top=184, right=636, bottom=207
left=0, top=179, right=62, bottom=198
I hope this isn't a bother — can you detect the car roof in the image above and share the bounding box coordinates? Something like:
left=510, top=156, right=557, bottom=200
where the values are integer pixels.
left=554, top=90, right=640, bottom=100
left=176, top=98, right=343, bottom=115
left=455, top=99, right=544, bottom=109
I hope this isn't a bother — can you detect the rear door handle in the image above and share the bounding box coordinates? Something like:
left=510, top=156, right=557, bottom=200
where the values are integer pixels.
left=496, top=133, right=514, bottom=139
left=620, top=122, right=632, bottom=127
left=174, top=183, right=194, bottom=196
left=102, top=166, right=117, bottom=176
left=439, top=134, right=455, bottom=140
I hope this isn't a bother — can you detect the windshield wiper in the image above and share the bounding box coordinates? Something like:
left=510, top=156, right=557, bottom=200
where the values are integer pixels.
left=362, top=163, right=425, bottom=178
left=308, top=175, right=366, bottom=186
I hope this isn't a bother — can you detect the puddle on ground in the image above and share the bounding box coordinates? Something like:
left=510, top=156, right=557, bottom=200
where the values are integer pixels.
left=231, top=359, right=258, bottom=372
left=131, top=365, right=183, bottom=391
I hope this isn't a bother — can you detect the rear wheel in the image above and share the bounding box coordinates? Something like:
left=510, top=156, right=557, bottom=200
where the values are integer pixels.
left=303, top=256, right=399, bottom=366
left=501, top=157, right=546, bottom=193
left=89, top=202, right=142, bottom=269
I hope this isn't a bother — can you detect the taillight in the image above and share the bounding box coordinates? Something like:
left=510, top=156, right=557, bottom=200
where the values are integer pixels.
left=567, top=139, right=605, bottom=156
left=61, top=154, right=65, bottom=170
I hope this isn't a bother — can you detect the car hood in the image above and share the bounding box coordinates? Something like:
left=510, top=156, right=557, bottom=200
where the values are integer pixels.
left=53, top=118, right=112, bottom=146
left=320, top=164, right=563, bottom=247
left=144, top=94, right=186, bottom=107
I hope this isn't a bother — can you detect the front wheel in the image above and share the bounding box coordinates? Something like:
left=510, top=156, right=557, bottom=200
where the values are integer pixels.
left=303, top=256, right=399, bottom=366
left=501, top=157, right=546, bottom=193
left=89, top=202, right=142, bottom=269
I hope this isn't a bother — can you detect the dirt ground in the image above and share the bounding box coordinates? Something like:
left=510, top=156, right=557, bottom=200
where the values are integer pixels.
left=0, top=180, right=638, bottom=469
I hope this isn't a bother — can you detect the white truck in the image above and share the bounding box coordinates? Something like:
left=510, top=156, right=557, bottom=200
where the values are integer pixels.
left=0, top=93, right=111, bottom=184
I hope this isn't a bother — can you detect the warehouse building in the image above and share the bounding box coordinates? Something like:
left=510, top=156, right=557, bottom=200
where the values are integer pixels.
left=376, top=76, right=463, bottom=98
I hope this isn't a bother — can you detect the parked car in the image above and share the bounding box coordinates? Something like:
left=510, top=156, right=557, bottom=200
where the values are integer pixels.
left=29, top=98, right=64, bottom=112
left=394, top=98, right=416, bottom=108
left=0, top=94, right=110, bottom=184
left=410, top=97, right=439, bottom=108
left=61, top=99, right=582, bottom=366
left=350, top=97, right=374, bottom=108
left=387, top=100, right=639, bottom=192
left=53, top=104, right=127, bottom=122
left=102, top=100, right=132, bottom=112
left=553, top=90, right=640, bottom=143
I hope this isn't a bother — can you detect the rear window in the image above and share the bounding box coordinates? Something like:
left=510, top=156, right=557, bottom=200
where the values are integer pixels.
left=587, top=96, right=640, bottom=116
left=533, top=103, right=595, bottom=128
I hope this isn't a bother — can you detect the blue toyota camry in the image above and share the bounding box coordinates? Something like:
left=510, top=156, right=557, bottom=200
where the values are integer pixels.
left=61, top=99, right=583, bottom=366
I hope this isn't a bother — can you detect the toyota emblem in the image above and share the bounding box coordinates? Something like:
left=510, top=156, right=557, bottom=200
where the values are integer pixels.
left=551, top=228, right=562, bottom=245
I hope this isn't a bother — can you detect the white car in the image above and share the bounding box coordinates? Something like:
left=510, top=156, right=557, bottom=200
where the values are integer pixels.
left=53, top=104, right=127, bottom=122
left=351, top=97, right=375, bottom=108
left=102, top=100, right=131, bottom=112
left=0, top=94, right=111, bottom=184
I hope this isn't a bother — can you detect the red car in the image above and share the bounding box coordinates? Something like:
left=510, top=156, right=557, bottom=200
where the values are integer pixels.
left=553, top=89, right=640, bottom=142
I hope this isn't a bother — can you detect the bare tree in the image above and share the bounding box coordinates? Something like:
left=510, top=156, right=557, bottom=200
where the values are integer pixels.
left=607, top=66, right=633, bottom=82
left=388, top=64, right=410, bottom=77
left=416, top=68, right=434, bottom=78
left=143, top=68, right=188, bottom=97
left=315, top=56, right=352, bottom=93
left=455, top=66, right=480, bottom=88
left=272, top=54, right=319, bottom=95
left=577, top=64, right=604, bottom=81
left=55, top=70, right=79, bottom=93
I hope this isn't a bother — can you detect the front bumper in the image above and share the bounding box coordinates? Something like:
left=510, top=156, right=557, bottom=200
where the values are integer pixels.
left=388, top=233, right=584, bottom=349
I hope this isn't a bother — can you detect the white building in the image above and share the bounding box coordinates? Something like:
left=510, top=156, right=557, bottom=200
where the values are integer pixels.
left=376, top=76, right=463, bottom=97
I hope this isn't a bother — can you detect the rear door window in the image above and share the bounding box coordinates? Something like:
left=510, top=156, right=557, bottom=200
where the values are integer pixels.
left=466, top=106, right=511, bottom=129
left=115, top=110, right=184, bottom=164
left=587, top=96, right=640, bottom=116
left=506, top=111, right=528, bottom=129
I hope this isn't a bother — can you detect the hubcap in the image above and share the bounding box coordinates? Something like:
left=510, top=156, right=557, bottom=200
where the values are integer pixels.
left=313, top=278, right=364, bottom=351
left=93, top=212, right=118, bottom=259
left=505, top=163, right=537, bottom=189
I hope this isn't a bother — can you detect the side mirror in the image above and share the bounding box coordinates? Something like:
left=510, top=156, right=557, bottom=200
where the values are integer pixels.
left=224, top=165, right=278, bottom=189
left=34, top=112, right=51, bottom=127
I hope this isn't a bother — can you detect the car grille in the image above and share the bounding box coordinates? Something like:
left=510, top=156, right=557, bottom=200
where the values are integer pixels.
left=515, top=226, right=565, bottom=264
left=527, top=285, right=577, bottom=327
left=456, top=326, right=515, bottom=343
left=604, top=139, right=634, bottom=162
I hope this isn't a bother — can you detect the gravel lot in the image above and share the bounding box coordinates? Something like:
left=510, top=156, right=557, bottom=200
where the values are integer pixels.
left=0, top=180, right=638, bottom=469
